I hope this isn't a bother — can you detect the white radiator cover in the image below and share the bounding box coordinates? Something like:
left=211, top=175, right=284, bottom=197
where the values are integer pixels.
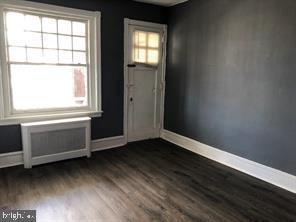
left=21, top=117, right=91, bottom=168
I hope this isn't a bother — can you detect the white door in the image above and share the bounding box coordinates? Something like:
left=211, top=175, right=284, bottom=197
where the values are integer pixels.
left=124, top=19, right=166, bottom=142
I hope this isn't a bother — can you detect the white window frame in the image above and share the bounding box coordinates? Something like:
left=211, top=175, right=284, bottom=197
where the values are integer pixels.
left=0, top=0, right=102, bottom=125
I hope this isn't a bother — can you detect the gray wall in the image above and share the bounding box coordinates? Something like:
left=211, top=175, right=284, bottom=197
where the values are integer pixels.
left=165, top=0, right=296, bottom=176
left=0, top=0, right=166, bottom=154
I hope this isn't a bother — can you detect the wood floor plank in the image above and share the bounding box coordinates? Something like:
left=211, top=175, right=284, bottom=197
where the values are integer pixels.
left=0, top=139, right=295, bottom=222
left=115, top=143, right=249, bottom=221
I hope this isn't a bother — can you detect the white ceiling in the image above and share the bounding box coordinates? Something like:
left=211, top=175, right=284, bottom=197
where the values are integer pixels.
left=134, top=0, right=188, bottom=7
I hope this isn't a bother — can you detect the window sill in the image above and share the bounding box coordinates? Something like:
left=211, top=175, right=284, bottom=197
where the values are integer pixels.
left=0, top=110, right=103, bottom=126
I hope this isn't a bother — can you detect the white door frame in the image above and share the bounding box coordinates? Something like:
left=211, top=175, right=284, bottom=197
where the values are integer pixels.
left=123, top=18, right=167, bottom=143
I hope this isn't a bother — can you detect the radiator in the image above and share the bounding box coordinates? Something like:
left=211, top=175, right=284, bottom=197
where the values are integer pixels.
left=21, top=117, right=91, bottom=168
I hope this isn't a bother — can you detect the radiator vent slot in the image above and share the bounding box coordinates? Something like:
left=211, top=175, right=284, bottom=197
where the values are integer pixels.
left=21, top=117, right=91, bottom=168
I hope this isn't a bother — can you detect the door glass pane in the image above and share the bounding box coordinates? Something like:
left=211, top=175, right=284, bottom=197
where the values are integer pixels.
left=134, top=47, right=146, bottom=63
left=148, top=33, right=159, bottom=48
left=134, top=31, right=147, bottom=47
left=133, top=30, right=161, bottom=65
left=147, top=49, right=159, bottom=64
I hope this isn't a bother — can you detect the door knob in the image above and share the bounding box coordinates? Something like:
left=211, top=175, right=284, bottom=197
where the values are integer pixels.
left=130, top=97, right=133, bottom=102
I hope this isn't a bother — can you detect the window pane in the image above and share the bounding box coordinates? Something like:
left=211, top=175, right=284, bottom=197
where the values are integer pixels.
left=58, top=19, right=71, bottom=35
left=6, top=12, right=25, bottom=31
left=27, top=48, right=43, bottom=63
left=134, top=31, right=147, bottom=47
left=10, top=65, right=88, bottom=110
left=4, top=10, right=93, bottom=116
left=147, top=49, right=159, bottom=64
left=43, top=34, right=57, bottom=49
left=134, top=47, right=146, bottom=63
left=73, top=37, right=85, bottom=51
left=73, top=51, right=86, bottom=64
left=9, top=47, right=26, bottom=62
left=72, top=21, right=86, bottom=36
left=7, top=30, right=25, bottom=46
left=25, top=15, right=41, bottom=31
left=42, top=17, right=57, bottom=33
left=132, top=30, right=161, bottom=65
left=44, top=49, right=58, bottom=63
left=25, top=32, right=42, bottom=47
left=58, top=35, right=72, bottom=50
left=148, top=33, right=159, bottom=48
left=59, top=50, right=72, bottom=63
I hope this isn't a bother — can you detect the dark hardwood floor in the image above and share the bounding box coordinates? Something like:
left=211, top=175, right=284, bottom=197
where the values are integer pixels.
left=0, top=139, right=295, bottom=222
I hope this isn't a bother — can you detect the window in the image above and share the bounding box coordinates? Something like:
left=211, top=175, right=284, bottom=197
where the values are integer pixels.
left=133, top=30, right=160, bottom=65
left=0, top=1, right=101, bottom=122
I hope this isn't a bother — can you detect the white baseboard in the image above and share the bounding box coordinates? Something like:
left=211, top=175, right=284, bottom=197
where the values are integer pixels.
left=91, top=135, right=126, bottom=152
left=0, top=135, right=126, bottom=169
left=0, top=151, right=23, bottom=169
left=160, top=129, right=296, bottom=194
left=3, top=131, right=295, bottom=194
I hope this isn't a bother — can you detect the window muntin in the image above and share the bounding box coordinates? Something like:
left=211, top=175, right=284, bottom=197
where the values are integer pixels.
left=4, top=10, right=89, bottom=112
left=133, top=30, right=160, bottom=65
left=5, top=11, right=87, bottom=65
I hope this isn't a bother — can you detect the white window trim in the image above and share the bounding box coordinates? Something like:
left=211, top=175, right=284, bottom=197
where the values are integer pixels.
left=0, top=0, right=102, bottom=125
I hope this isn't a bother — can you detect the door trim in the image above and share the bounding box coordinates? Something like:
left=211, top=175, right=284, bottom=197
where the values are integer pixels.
left=123, top=18, right=167, bottom=143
